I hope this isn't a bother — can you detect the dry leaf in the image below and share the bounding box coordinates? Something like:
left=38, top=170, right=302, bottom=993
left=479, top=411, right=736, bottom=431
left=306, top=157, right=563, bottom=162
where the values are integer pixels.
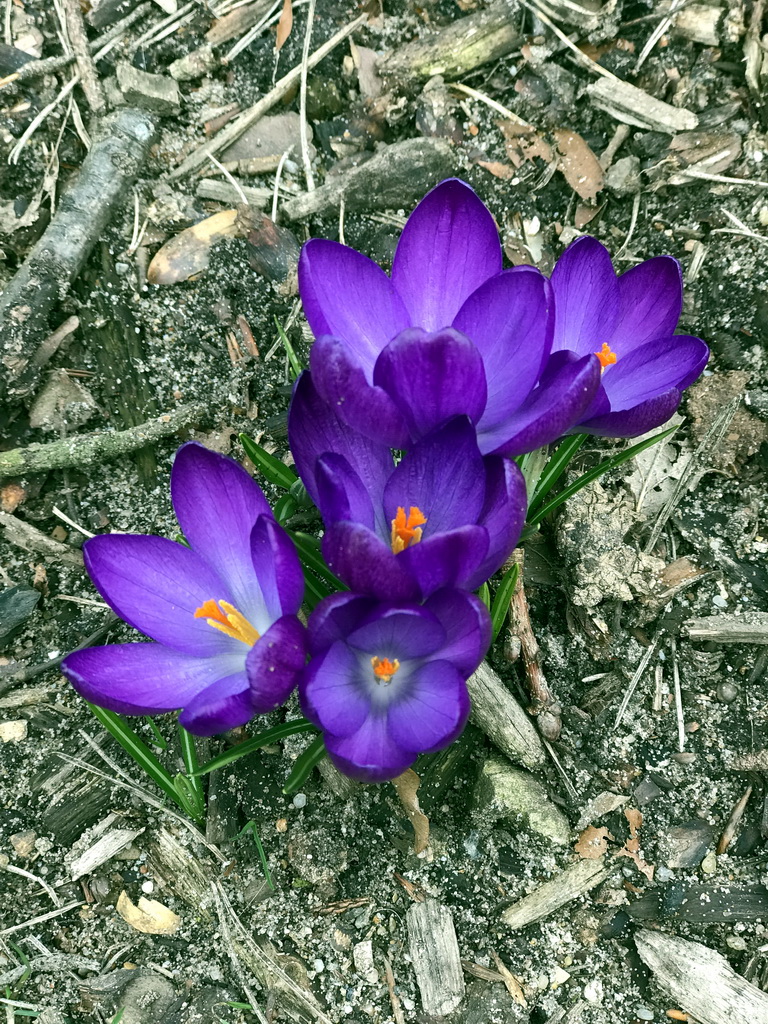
left=616, top=807, right=655, bottom=881
left=116, top=891, right=181, bottom=934
left=275, top=0, right=292, bottom=51
left=553, top=128, right=604, bottom=202
left=476, top=159, right=515, bottom=179
left=148, top=210, right=240, bottom=285
left=392, top=769, right=429, bottom=854
left=575, top=825, right=612, bottom=859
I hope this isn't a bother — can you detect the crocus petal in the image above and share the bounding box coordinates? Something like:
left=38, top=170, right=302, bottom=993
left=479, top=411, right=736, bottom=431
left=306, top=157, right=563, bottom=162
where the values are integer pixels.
left=597, top=335, right=709, bottom=408
left=453, top=267, right=554, bottom=425
left=477, top=351, right=600, bottom=456
left=315, top=453, right=378, bottom=533
left=299, top=239, right=410, bottom=369
left=324, top=713, right=414, bottom=783
left=299, top=642, right=370, bottom=737
left=383, top=417, right=486, bottom=535
left=347, top=606, right=445, bottom=660
left=398, top=526, right=489, bottom=597
left=322, top=522, right=420, bottom=602
left=310, top=335, right=409, bottom=449
left=387, top=660, right=470, bottom=754
left=391, top=179, right=503, bottom=330
left=464, top=456, right=527, bottom=589
left=248, top=515, right=304, bottom=628
left=307, top=593, right=374, bottom=655
left=550, top=236, right=620, bottom=357
left=288, top=372, right=393, bottom=509
left=245, top=613, right=306, bottom=713
left=423, top=590, right=492, bottom=677
left=373, top=327, right=487, bottom=440
left=61, top=642, right=243, bottom=715
left=178, top=671, right=253, bottom=735
left=577, top=390, right=682, bottom=438
left=83, top=534, right=235, bottom=657
left=170, top=442, right=272, bottom=622
left=613, top=256, right=682, bottom=351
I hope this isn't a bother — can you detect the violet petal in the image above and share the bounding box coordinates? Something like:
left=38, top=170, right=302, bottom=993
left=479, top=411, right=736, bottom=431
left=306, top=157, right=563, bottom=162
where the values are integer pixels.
left=577, top=389, right=682, bottom=437
left=315, top=453, right=379, bottom=533
left=398, top=525, right=489, bottom=597
left=307, top=593, right=374, bottom=656
left=299, top=642, right=370, bottom=737
left=423, top=590, right=492, bottom=677
left=324, top=714, right=414, bottom=783
left=321, top=522, right=420, bottom=602
left=550, top=236, right=620, bottom=357
left=613, top=255, right=683, bottom=351
left=387, top=660, right=470, bottom=754
left=245, top=613, right=306, bottom=713
left=248, top=514, right=304, bottom=626
left=347, top=606, right=445, bottom=660
left=598, top=335, right=709, bottom=407
left=178, top=671, right=254, bottom=735
left=463, top=456, right=527, bottom=589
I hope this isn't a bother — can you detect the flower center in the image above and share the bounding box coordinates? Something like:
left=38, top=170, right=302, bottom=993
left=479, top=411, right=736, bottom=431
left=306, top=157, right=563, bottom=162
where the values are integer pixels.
left=371, top=656, right=400, bottom=684
left=595, top=342, right=618, bottom=371
left=194, top=599, right=260, bottom=646
left=390, top=506, right=427, bottom=554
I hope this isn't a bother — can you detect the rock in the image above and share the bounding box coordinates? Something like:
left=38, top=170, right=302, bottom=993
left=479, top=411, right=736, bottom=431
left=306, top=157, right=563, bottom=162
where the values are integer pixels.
left=164, top=986, right=239, bottom=1023
left=116, top=63, right=181, bottom=115
left=0, top=720, right=28, bottom=742
left=663, top=819, right=714, bottom=868
left=353, top=940, right=378, bottom=985
left=115, top=971, right=176, bottom=1024
left=222, top=111, right=314, bottom=163
left=605, top=155, right=642, bottom=195
left=0, top=584, right=39, bottom=645
left=474, top=757, right=570, bottom=845
left=169, top=45, right=217, bottom=82
left=28, top=369, right=97, bottom=432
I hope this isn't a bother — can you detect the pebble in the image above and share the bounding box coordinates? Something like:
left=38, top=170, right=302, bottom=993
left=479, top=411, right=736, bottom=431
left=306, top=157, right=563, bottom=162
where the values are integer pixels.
left=0, top=720, right=28, bottom=743
left=293, top=793, right=307, bottom=808
left=717, top=681, right=739, bottom=703
left=635, top=1006, right=655, bottom=1020
left=712, top=594, right=728, bottom=609
left=583, top=979, right=603, bottom=1003
left=701, top=850, right=717, bottom=874
left=672, top=751, right=697, bottom=764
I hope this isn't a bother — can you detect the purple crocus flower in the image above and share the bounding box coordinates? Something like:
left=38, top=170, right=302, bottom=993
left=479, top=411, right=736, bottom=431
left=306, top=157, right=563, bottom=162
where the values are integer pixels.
left=549, top=236, right=710, bottom=436
left=299, top=178, right=600, bottom=455
left=288, top=372, right=526, bottom=601
left=61, top=442, right=306, bottom=736
left=301, top=588, right=490, bottom=781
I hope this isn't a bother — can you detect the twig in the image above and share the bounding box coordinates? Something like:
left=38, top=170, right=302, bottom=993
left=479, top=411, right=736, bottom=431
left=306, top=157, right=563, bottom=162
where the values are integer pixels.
left=0, top=616, right=115, bottom=690
left=0, top=402, right=207, bottom=479
left=1, top=864, right=61, bottom=907
left=51, top=505, right=96, bottom=538
left=518, top=0, right=619, bottom=81
left=0, top=901, right=84, bottom=938
left=452, top=81, right=531, bottom=127
left=170, top=13, right=367, bottom=179
left=298, top=0, right=316, bottom=191
left=209, top=885, right=268, bottom=1023
left=61, top=0, right=106, bottom=115
left=614, top=630, right=663, bottom=729
left=634, top=0, right=687, bottom=71
left=670, top=636, right=685, bottom=752
left=717, top=786, right=753, bottom=854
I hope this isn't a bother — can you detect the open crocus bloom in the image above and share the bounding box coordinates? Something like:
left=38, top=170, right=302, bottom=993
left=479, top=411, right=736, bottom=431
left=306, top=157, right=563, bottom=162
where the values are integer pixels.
left=61, top=442, right=306, bottom=736
left=299, top=178, right=600, bottom=455
left=550, top=236, right=710, bottom=436
left=288, top=372, right=526, bottom=601
left=301, top=589, right=490, bottom=781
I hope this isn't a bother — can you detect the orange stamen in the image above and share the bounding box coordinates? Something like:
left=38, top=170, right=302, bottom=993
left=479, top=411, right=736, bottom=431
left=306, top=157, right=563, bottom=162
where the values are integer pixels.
left=595, top=342, right=618, bottom=370
left=371, top=656, right=400, bottom=683
left=194, top=599, right=260, bottom=646
left=390, top=506, right=427, bottom=554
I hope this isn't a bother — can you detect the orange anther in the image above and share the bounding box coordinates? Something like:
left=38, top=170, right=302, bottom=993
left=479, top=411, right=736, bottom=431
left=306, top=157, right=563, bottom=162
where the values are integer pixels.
left=390, top=506, right=427, bottom=554
left=371, top=656, right=400, bottom=683
left=194, top=598, right=260, bottom=646
left=595, top=342, right=618, bottom=369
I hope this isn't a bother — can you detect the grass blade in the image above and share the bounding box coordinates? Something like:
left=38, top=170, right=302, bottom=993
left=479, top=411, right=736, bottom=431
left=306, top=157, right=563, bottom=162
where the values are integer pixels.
left=178, top=725, right=205, bottom=820
left=283, top=734, right=327, bottom=793
left=477, top=581, right=490, bottom=611
left=240, top=433, right=298, bottom=490
left=192, top=719, right=317, bottom=776
left=291, top=531, right=346, bottom=592
left=528, top=434, right=586, bottom=514
left=527, top=426, right=677, bottom=527
left=490, top=562, right=519, bottom=641
left=273, top=315, right=304, bottom=379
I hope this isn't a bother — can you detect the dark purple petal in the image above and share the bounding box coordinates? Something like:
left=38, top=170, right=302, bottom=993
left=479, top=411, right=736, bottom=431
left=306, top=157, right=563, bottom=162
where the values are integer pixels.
left=550, top=236, right=620, bottom=357
left=322, top=522, right=420, bottom=602
left=477, top=351, right=600, bottom=456
left=387, top=660, right=470, bottom=754
left=373, top=327, right=487, bottom=440
left=325, top=714, right=414, bottom=783
left=248, top=515, right=304, bottom=625
left=178, top=671, right=253, bottom=735
left=347, top=606, right=445, bottom=660
left=391, top=179, right=503, bottom=330
left=171, top=443, right=272, bottom=620
left=299, top=642, right=370, bottom=737
left=288, top=372, right=393, bottom=509
left=613, top=256, right=682, bottom=351
left=423, top=590, right=492, bottom=677
left=310, top=335, right=409, bottom=449
left=307, top=593, right=375, bottom=655
left=464, top=456, right=527, bottom=589
left=398, top=526, right=489, bottom=598
left=83, top=534, right=235, bottom=657
left=245, top=613, right=305, bottom=713
left=598, top=335, right=709, bottom=408
left=315, top=453, right=378, bottom=533
left=61, top=642, right=241, bottom=714
left=383, top=417, right=485, bottom=535
left=453, top=267, right=554, bottom=424
left=299, top=239, right=410, bottom=366
left=577, top=389, right=682, bottom=438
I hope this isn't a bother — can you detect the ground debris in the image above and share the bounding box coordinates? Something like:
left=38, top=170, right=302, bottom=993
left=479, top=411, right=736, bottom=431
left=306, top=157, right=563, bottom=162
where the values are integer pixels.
left=474, top=756, right=570, bottom=845
left=407, top=899, right=464, bottom=1016
left=500, top=857, right=612, bottom=929
left=687, top=612, right=768, bottom=644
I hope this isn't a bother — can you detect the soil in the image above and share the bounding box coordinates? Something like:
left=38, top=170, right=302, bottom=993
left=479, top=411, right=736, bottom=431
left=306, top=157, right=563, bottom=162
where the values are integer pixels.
left=1, top=2, right=768, bottom=1023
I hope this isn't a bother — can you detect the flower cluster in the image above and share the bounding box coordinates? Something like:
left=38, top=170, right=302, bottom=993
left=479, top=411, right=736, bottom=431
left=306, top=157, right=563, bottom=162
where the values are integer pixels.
left=62, top=179, right=708, bottom=783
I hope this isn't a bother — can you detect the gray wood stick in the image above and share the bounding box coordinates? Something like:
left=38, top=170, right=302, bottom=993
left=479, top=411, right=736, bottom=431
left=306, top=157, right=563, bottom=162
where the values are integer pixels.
left=468, top=660, right=547, bottom=769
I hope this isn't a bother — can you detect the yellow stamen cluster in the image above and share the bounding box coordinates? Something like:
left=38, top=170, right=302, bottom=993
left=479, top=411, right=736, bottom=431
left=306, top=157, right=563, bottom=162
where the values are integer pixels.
left=194, top=599, right=260, bottom=646
left=371, top=656, right=400, bottom=684
left=595, top=342, right=618, bottom=370
left=390, top=506, right=427, bottom=554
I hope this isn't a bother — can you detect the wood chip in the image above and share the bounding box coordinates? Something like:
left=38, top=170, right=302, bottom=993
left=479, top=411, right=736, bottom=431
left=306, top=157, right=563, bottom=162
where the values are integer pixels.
left=69, top=827, right=145, bottom=880
left=635, top=928, right=768, bottom=1024
left=500, top=857, right=612, bottom=929
left=553, top=128, right=603, bottom=201
left=587, top=78, right=698, bottom=133
left=391, top=769, right=430, bottom=855
left=407, top=900, right=465, bottom=1016
left=467, top=660, right=546, bottom=769
left=687, top=612, right=768, bottom=644
left=116, top=891, right=181, bottom=934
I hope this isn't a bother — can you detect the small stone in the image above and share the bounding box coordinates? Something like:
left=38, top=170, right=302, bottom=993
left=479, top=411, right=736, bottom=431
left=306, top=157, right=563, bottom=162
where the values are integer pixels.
left=10, top=830, right=36, bottom=857
left=583, top=978, right=603, bottom=1003
left=635, top=1006, right=655, bottom=1021
left=353, top=940, right=378, bottom=985
left=474, top=756, right=571, bottom=845
left=0, top=720, right=28, bottom=742
left=727, top=934, right=748, bottom=950
left=717, top=681, right=739, bottom=703
left=116, top=62, right=181, bottom=115
left=663, top=819, right=714, bottom=868
left=169, top=44, right=217, bottom=81
left=292, top=793, right=307, bottom=808
left=672, top=751, right=697, bottom=764
left=712, top=594, right=728, bottom=608
left=634, top=776, right=664, bottom=807
left=701, top=850, right=717, bottom=874
left=605, top=155, right=642, bottom=195
left=551, top=965, right=571, bottom=987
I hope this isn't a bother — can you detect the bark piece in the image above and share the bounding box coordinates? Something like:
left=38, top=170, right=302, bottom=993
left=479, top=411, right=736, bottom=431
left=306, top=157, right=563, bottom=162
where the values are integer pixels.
left=587, top=78, right=698, bottom=133
left=635, top=928, right=768, bottom=1024
left=116, top=62, right=181, bottom=115
left=467, top=660, right=547, bottom=770
left=282, top=137, right=456, bottom=220
left=687, top=612, right=768, bottom=644
left=0, top=108, right=158, bottom=404
left=500, top=857, right=612, bottom=929
left=407, top=900, right=465, bottom=1016
left=69, top=827, right=145, bottom=880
